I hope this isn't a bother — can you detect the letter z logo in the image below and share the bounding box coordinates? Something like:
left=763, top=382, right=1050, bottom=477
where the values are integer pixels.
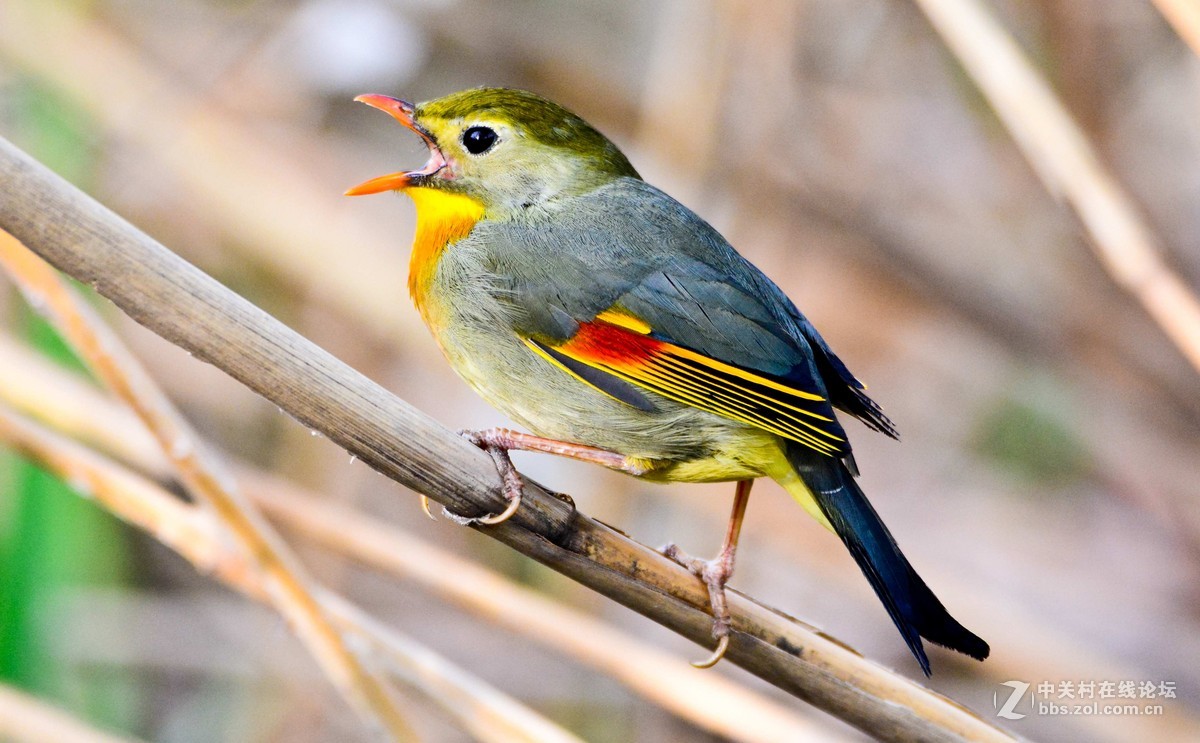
left=994, top=680, right=1030, bottom=720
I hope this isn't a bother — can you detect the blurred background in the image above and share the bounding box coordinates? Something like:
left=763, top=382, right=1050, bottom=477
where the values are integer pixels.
left=1, top=0, right=1198, bottom=741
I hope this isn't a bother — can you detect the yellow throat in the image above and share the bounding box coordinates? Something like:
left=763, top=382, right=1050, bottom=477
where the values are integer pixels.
left=404, top=187, right=485, bottom=322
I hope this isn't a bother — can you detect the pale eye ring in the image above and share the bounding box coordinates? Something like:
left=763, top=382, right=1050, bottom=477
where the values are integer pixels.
left=462, top=126, right=498, bottom=155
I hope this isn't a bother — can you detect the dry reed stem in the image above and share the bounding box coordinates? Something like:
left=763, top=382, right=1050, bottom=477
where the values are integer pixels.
left=913, top=0, right=1200, bottom=376
left=0, top=133, right=1014, bottom=742
left=316, top=595, right=585, bottom=743
left=245, top=471, right=850, bottom=743
left=8, top=329, right=1200, bottom=743
left=0, top=327, right=845, bottom=741
left=0, top=405, right=584, bottom=743
left=0, top=406, right=256, bottom=593
left=0, top=333, right=165, bottom=476
left=0, top=683, right=146, bottom=743
left=0, top=331, right=849, bottom=743
left=0, top=231, right=413, bottom=741
left=1152, top=0, right=1200, bottom=58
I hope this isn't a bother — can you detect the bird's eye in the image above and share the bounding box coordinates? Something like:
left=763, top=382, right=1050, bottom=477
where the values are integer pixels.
left=462, top=126, right=498, bottom=155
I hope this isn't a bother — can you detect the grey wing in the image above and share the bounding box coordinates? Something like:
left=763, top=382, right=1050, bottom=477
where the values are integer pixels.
left=481, top=178, right=891, bottom=442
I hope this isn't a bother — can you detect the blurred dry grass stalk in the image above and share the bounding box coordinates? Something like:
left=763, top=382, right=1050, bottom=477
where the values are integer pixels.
left=915, top=0, right=1200, bottom=374
left=0, top=332, right=838, bottom=743
left=0, top=231, right=585, bottom=743
left=0, top=682, right=145, bottom=743
left=0, top=408, right=583, bottom=743
left=1153, top=0, right=1200, bottom=57
left=0, top=231, right=417, bottom=741
left=0, top=404, right=593, bottom=743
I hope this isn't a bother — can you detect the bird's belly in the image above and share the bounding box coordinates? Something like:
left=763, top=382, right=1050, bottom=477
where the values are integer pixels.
left=430, top=309, right=778, bottom=481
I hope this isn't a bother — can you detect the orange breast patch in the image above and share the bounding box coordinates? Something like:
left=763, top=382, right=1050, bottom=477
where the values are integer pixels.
left=404, top=187, right=485, bottom=320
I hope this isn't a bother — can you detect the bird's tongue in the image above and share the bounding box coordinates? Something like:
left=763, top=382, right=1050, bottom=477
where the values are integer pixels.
left=344, top=94, right=446, bottom=196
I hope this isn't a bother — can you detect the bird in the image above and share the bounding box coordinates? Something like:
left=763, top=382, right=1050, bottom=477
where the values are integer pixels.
left=345, top=87, right=989, bottom=674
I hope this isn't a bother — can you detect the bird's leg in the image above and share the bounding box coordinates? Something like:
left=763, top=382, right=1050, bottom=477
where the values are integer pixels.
left=662, top=478, right=753, bottom=668
left=438, top=427, right=651, bottom=525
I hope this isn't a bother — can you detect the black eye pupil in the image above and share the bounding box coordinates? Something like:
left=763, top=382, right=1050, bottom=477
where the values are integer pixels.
left=462, top=126, right=497, bottom=154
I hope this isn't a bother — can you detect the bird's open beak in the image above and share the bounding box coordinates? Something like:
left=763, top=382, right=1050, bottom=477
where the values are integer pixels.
left=345, top=94, right=447, bottom=196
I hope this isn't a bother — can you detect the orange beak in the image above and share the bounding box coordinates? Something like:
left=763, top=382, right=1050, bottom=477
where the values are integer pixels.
left=345, top=94, right=447, bottom=196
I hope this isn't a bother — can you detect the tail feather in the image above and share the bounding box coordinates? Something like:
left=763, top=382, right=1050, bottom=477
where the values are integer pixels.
left=786, top=446, right=989, bottom=675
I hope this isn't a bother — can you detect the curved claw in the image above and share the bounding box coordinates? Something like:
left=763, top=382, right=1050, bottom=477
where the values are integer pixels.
left=691, top=635, right=730, bottom=669
left=477, top=489, right=522, bottom=525
left=460, top=428, right=526, bottom=525
left=419, top=495, right=437, bottom=521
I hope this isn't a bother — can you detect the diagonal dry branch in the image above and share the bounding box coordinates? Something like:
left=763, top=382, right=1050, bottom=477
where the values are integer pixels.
left=0, top=134, right=1012, bottom=743
left=0, top=682, right=145, bottom=743
left=0, top=405, right=584, bottom=743
left=1152, top=0, right=1200, bottom=58
left=913, top=0, right=1200, bottom=377
left=246, top=472, right=848, bottom=743
left=0, top=334, right=166, bottom=475
left=0, top=232, right=413, bottom=740
left=0, top=330, right=846, bottom=741
left=11, top=329, right=1200, bottom=743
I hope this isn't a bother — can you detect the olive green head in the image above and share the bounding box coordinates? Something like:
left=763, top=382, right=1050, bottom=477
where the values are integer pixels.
left=347, top=88, right=639, bottom=213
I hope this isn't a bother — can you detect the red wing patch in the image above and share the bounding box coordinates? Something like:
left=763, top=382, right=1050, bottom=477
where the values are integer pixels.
left=531, top=313, right=846, bottom=457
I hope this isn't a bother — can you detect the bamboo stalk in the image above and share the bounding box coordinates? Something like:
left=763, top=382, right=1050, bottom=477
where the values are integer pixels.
left=246, top=471, right=848, bottom=743
left=1152, top=0, right=1200, bottom=58
left=0, top=329, right=849, bottom=742
left=318, top=594, right=585, bottom=743
left=0, top=333, right=165, bottom=476
left=0, top=405, right=583, bottom=743
left=913, top=0, right=1200, bottom=377
left=0, top=232, right=414, bottom=740
left=8, top=327, right=1200, bottom=743
left=0, top=683, right=145, bottom=743
left=0, top=134, right=1012, bottom=742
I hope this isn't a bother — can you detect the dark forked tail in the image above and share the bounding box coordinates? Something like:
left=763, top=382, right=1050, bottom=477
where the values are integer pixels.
left=786, top=446, right=989, bottom=675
